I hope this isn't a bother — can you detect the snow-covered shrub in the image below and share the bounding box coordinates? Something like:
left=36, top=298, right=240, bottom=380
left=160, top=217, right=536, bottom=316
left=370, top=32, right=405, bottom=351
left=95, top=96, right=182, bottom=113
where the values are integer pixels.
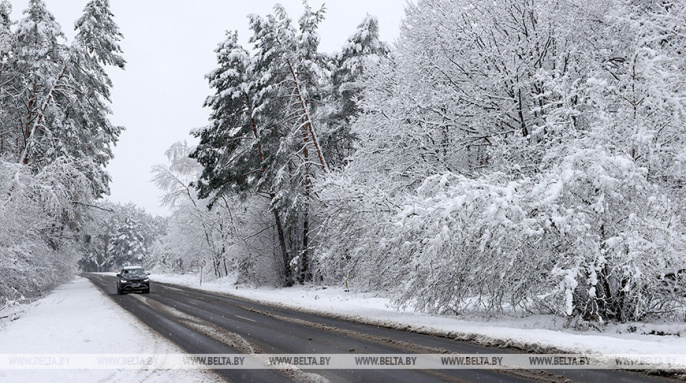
left=314, top=173, right=400, bottom=289
left=0, top=160, right=82, bottom=306
left=221, top=197, right=283, bottom=287
left=385, top=172, right=547, bottom=315
left=532, top=148, right=686, bottom=322
left=317, top=146, right=685, bottom=322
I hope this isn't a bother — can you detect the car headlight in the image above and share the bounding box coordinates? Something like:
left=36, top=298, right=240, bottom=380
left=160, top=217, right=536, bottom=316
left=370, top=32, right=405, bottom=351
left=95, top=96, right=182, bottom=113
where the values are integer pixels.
left=143, top=278, right=149, bottom=282
left=120, top=279, right=127, bottom=283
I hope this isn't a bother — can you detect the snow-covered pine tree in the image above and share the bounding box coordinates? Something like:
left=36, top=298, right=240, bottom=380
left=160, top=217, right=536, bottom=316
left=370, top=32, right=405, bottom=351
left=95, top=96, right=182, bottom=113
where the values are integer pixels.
left=0, top=0, right=13, bottom=156
left=249, top=2, right=330, bottom=284
left=68, top=0, right=125, bottom=198
left=0, top=0, right=125, bottom=306
left=192, top=31, right=256, bottom=200
left=190, top=28, right=288, bottom=280
left=322, top=14, right=389, bottom=169
left=193, top=3, right=333, bottom=285
left=12, top=0, right=68, bottom=168
left=288, top=1, right=328, bottom=283
left=74, top=0, right=125, bottom=68
left=232, top=5, right=302, bottom=285
left=111, top=216, right=147, bottom=266
left=7, top=0, right=123, bottom=198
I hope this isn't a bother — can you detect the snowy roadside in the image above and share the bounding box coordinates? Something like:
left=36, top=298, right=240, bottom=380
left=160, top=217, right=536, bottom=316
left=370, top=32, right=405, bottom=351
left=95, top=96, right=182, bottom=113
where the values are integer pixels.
left=152, top=273, right=686, bottom=357
left=0, top=276, right=221, bottom=383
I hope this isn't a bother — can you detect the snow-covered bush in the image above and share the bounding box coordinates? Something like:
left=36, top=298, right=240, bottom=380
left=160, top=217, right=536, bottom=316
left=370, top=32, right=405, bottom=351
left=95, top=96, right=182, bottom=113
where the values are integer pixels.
left=314, top=173, right=400, bottom=288
left=150, top=142, right=282, bottom=286
left=320, top=146, right=686, bottom=321
left=0, top=160, right=82, bottom=306
left=389, top=172, right=545, bottom=315
left=532, top=148, right=686, bottom=322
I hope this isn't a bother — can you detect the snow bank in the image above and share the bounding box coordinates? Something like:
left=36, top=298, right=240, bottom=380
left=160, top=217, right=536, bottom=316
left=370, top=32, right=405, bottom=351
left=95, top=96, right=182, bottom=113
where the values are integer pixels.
left=0, top=276, right=219, bottom=383
left=152, top=273, right=686, bottom=356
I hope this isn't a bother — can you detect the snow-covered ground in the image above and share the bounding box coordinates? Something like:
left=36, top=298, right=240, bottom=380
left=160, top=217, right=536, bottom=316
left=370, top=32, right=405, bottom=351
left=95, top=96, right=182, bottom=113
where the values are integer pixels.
left=0, top=276, right=220, bottom=383
left=152, top=273, right=686, bottom=356
left=2, top=273, right=685, bottom=382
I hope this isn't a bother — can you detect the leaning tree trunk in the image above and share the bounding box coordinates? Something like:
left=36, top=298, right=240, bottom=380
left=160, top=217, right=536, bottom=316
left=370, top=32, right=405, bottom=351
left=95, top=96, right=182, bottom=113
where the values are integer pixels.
left=285, top=58, right=327, bottom=284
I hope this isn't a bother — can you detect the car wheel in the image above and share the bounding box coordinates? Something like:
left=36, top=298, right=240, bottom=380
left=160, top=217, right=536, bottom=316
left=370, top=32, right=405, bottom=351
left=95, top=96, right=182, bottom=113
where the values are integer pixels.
left=117, top=286, right=123, bottom=295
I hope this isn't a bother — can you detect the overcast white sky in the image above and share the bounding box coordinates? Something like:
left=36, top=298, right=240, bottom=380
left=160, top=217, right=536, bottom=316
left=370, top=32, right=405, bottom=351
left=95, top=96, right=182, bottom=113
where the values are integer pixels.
left=8, top=0, right=406, bottom=216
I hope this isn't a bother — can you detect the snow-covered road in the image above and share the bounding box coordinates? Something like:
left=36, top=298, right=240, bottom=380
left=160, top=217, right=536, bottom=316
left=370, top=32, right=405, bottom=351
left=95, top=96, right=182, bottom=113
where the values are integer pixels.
left=0, top=276, right=220, bottom=383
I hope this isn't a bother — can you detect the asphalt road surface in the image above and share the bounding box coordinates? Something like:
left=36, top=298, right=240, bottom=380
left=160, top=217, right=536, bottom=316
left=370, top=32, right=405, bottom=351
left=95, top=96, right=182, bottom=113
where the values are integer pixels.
left=85, top=273, right=679, bottom=383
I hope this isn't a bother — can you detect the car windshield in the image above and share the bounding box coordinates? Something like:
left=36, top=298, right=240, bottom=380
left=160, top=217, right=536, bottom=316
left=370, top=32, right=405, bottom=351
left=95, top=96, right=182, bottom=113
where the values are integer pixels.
left=122, top=269, right=147, bottom=278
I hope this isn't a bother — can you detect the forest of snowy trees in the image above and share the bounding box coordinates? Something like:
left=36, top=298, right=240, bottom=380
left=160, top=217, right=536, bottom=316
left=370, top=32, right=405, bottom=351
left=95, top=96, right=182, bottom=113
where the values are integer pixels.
left=0, top=0, right=133, bottom=304
left=151, top=0, right=686, bottom=323
left=3, top=0, right=686, bottom=325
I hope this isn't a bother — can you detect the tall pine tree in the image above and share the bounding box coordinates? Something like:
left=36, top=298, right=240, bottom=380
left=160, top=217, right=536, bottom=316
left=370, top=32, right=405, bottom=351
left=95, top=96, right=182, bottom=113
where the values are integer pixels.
left=322, top=15, right=389, bottom=168
left=68, top=0, right=125, bottom=197
left=194, top=3, right=332, bottom=285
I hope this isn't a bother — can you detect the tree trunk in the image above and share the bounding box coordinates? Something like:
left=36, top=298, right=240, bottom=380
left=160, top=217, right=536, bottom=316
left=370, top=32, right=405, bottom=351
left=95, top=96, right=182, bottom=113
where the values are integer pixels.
left=20, top=63, right=69, bottom=165
left=299, top=205, right=311, bottom=283
left=285, top=59, right=323, bottom=285
left=285, top=58, right=328, bottom=172
left=271, top=197, right=291, bottom=286
left=222, top=245, right=229, bottom=277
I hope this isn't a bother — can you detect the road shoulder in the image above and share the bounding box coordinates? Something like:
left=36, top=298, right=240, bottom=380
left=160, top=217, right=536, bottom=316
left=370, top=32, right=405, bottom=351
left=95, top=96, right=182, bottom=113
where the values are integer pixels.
left=150, top=273, right=686, bottom=358
left=0, top=276, right=221, bottom=383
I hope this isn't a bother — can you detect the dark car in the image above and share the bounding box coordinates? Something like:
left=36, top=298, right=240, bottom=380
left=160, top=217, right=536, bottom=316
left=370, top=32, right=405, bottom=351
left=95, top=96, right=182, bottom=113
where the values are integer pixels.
left=116, top=266, right=150, bottom=294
